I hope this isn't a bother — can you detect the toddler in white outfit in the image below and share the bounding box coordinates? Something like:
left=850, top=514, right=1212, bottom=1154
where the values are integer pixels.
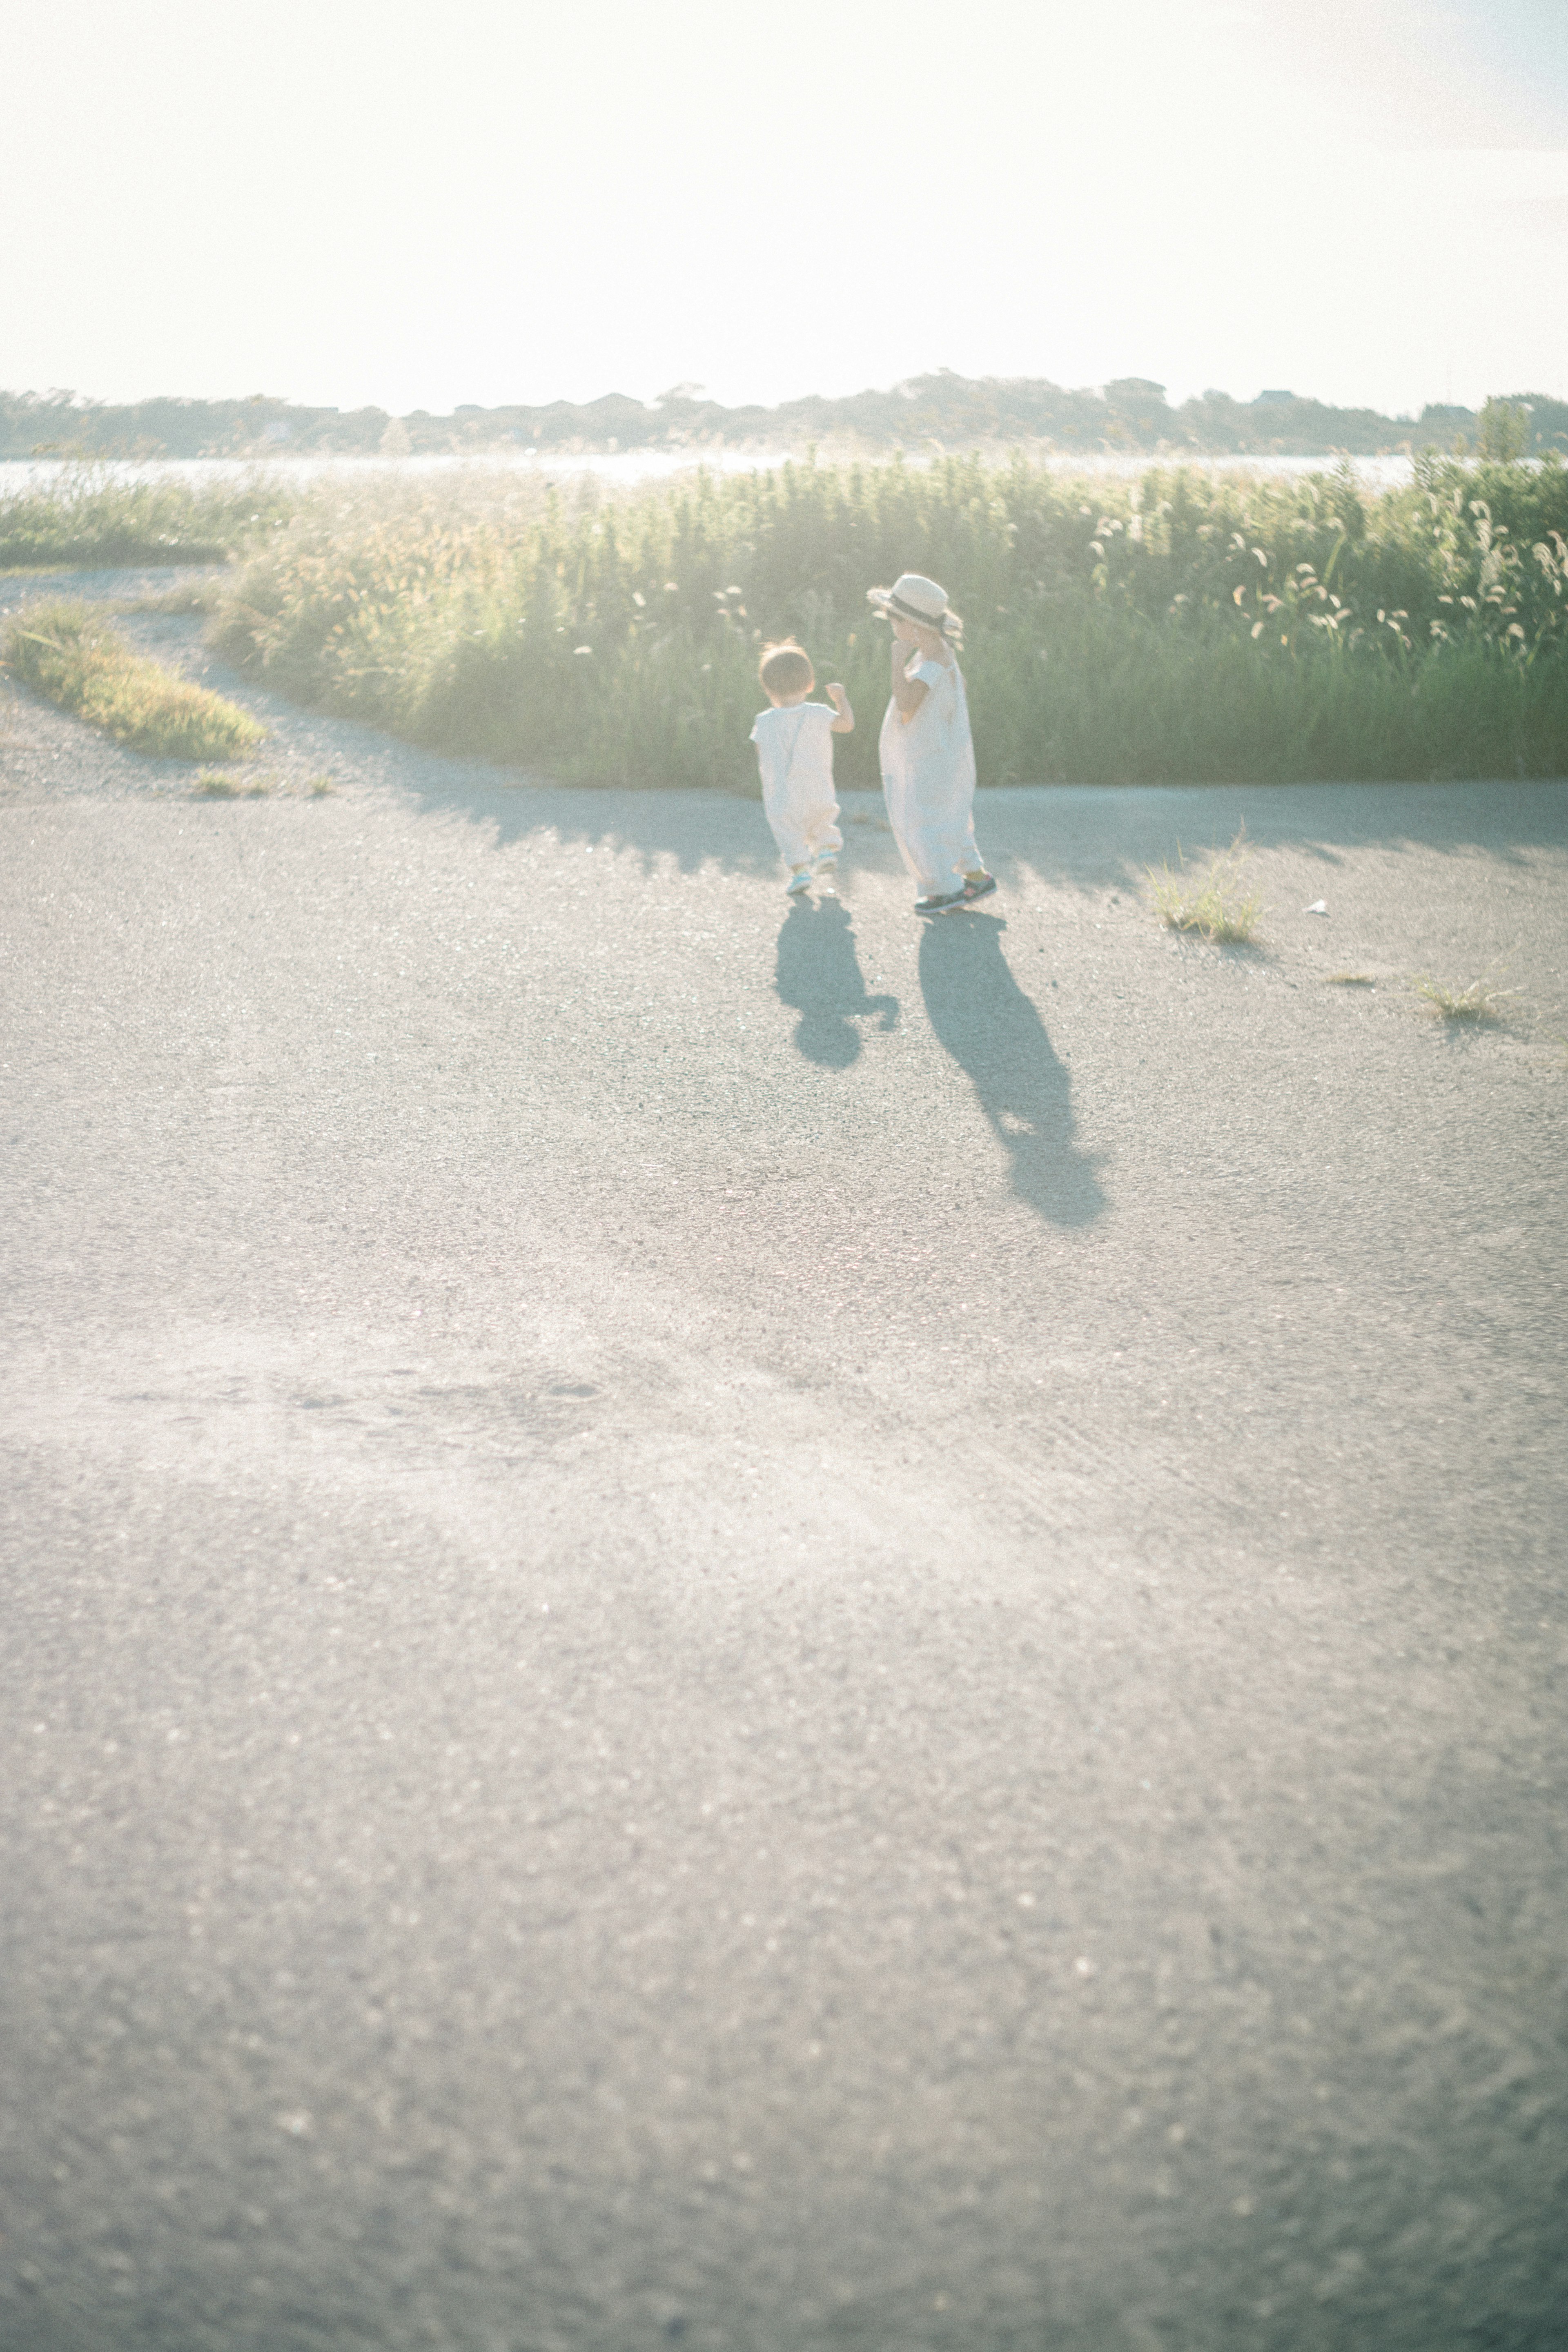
left=750, top=640, right=854, bottom=895
left=868, top=572, right=995, bottom=915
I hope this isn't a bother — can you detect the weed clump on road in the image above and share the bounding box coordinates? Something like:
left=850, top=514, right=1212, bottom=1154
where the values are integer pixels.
left=194, top=771, right=271, bottom=796
left=4, top=602, right=266, bottom=761
left=1413, top=974, right=1518, bottom=1025
left=1147, top=833, right=1264, bottom=943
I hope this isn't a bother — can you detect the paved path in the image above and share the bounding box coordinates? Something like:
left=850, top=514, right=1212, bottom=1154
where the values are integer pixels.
left=3, top=580, right=1567, bottom=2350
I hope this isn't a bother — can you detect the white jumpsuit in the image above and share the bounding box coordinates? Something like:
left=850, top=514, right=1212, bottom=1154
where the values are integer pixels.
left=750, top=702, right=844, bottom=870
left=879, top=651, right=980, bottom=896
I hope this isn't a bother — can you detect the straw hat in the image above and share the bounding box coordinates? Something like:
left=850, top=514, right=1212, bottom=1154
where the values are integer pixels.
left=866, top=572, right=962, bottom=641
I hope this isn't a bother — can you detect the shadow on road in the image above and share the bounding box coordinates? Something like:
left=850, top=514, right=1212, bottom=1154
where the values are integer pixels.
left=397, top=773, right=1568, bottom=893
left=38, top=598, right=1568, bottom=893
left=774, top=898, right=898, bottom=1068
left=919, top=914, right=1107, bottom=1227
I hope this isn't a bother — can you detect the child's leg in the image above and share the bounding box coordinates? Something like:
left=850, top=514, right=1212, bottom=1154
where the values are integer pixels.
left=882, top=775, right=930, bottom=889
left=896, top=805, right=970, bottom=898
left=805, top=796, right=843, bottom=862
left=763, top=790, right=813, bottom=874
left=916, top=782, right=986, bottom=893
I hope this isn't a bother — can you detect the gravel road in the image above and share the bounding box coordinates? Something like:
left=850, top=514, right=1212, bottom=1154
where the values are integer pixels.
left=3, top=577, right=1567, bottom=2351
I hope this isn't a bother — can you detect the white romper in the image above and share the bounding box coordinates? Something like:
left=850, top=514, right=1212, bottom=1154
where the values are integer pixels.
left=879, top=651, right=980, bottom=896
left=750, top=702, right=844, bottom=869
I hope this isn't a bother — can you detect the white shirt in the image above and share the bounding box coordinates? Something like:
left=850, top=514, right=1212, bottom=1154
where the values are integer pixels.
left=750, top=702, right=837, bottom=802
left=878, top=655, right=976, bottom=802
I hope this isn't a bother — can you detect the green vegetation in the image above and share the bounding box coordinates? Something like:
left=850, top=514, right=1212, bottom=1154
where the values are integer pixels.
left=1147, top=834, right=1264, bottom=943
left=208, top=452, right=1568, bottom=787
left=4, top=603, right=266, bottom=760
left=1413, top=974, right=1517, bottom=1025
left=0, top=466, right=289, bottom=570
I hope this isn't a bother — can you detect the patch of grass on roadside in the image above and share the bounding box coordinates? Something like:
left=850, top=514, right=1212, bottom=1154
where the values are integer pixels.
left=1325, top=972, right=1376, bottom=986
left=1413, top=974, right=1517, bottom=1025
left=306, top=774, right=336, bottom=796
left=4, top=602, right=266, bottom=760
left=1147, top=832, right=1264, bottom=943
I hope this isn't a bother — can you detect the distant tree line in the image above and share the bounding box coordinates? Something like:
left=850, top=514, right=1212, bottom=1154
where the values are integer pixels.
left=2, top=372, right=1564, bottom=462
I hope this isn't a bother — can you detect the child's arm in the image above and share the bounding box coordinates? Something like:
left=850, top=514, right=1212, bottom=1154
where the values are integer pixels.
left=887, top=635, right=929, bottom=723
left=825, top=682, right=854, bottom=734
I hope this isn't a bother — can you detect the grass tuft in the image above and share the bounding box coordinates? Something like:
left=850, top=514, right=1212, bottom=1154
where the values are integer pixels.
left=1325, top=972, right=1376, bottom=986
left=195, top=771, right=272, bottom=797
left=4, top=603, right=265, bottom=761
left=306, top=774, right=336, bottom=796
left=1413, top=974, right=1518, bottom=1025
left=1147, top=832, right=1265, bottom=943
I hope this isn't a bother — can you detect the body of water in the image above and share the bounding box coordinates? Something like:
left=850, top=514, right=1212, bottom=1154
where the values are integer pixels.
left=0, top=448, right=1428, bottom=492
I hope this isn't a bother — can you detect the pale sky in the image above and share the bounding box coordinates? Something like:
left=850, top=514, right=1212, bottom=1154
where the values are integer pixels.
left=7, top=0, right=1566, bottom=419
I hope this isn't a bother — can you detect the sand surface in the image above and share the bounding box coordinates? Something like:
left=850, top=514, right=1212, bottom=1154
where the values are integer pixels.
left=3, top=574, right=1566, bottom=2350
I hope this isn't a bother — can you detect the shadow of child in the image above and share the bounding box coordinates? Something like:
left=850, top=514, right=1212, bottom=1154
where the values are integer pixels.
left=918, top=913, right=1107, bottom=1227
left=774, top=899, right=899, bottom=1069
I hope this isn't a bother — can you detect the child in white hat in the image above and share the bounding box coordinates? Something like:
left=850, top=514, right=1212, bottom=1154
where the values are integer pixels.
left=750, top=640, right=854, bottom=895
left=866, top=573, right=996, bottom=915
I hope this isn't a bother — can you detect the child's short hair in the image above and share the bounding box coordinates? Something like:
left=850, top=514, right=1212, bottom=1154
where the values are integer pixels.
left=759, top=640, right=813, bottom=698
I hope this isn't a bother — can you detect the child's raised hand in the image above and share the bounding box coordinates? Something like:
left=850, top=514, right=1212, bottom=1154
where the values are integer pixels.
left=825, top=682, right=848, bottom=702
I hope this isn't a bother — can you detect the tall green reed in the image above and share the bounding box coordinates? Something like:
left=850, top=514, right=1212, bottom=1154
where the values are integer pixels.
left=209, top=454, right=1568, bottom=785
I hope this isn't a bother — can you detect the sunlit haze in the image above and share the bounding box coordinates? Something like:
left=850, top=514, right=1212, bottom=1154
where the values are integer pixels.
left=8, top=0, right=1566, bottom=419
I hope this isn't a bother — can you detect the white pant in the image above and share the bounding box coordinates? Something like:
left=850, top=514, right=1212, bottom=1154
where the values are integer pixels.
left=884, top=772, right=980, bottom=896
left=765, top=784, right=842, bottom=871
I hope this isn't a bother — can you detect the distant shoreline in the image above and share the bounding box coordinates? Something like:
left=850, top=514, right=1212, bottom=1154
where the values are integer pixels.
left=3, top=371, right=1563, bottom=466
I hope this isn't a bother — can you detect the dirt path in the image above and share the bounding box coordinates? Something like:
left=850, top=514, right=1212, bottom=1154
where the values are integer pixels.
left=3, top=573, right=1566, bottom=2350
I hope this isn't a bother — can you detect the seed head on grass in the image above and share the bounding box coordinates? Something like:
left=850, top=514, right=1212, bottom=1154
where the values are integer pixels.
left=1146, top=831, right=1264, bottom=944
left=1413, top=974, right=1518, bottom=1025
